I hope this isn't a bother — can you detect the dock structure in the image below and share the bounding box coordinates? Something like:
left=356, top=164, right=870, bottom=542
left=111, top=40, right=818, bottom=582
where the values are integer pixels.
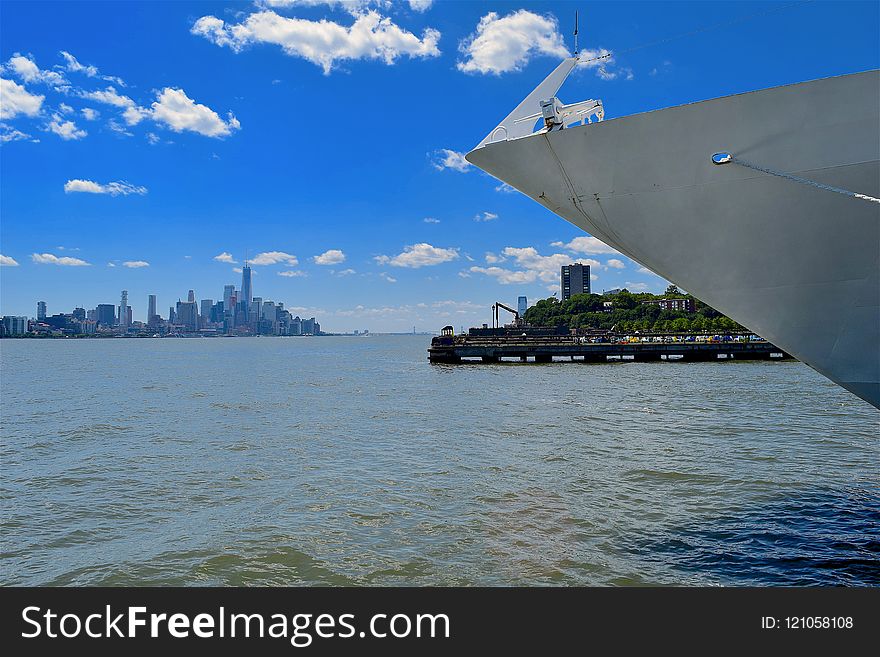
left=428, top=333, right=791, bottom=364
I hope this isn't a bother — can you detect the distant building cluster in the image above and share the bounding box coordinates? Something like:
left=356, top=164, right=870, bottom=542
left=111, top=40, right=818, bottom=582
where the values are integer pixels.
left=642, top=297, right=695, bottom=312
left=1, top=261, right=323, bottom=338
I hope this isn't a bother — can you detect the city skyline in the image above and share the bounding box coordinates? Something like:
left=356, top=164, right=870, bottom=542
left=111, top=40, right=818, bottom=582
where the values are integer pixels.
left=1, top=2, right=877, bottom=331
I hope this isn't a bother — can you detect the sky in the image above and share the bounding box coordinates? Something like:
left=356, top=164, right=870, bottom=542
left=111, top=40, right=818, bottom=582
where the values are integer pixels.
left=1, top=0, right=877, bottom=332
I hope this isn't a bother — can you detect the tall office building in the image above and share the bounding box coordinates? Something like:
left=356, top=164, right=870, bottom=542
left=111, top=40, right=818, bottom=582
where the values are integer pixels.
left=96, top=304, right=116, bottom=327
left=223, top=285, right=235, bottom=310
left=118, top=290, right=129, bottom=328
left=517, top=296, right=528, bottom=316
left=200, top=299, right=213, bottom=328
left=147, top=295, right=157, bottom=325
left=36, top=301, right=47, bottom=321
left=187, top=289, right=196, bottom=304
left=2, top=316, right=28, bottom=335
left=176, top=300, right=199, bottom=331
left=560, top=264, right=591, bottom=301
left=240, top=263, right=252, bottom=311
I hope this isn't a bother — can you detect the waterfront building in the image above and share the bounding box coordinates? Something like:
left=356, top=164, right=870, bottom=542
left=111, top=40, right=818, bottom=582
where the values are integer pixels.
left=118, top=290, right=129, bottom=328
left=223, top=285, right=235, bottom=310
left=240, top=263, right=252, bottom=312
left=148, top=295, right=157, bottom=325
left=96, top=304, right=116, bottom=327
left=36, top=301, right=46, bottom=321
left=517, top=296, right=528, bottom=316
left=187, top=290, right=196, bottom=304
left=1, top=316, right=28, bottom=335
left=302, top=317, right=315, bottom=335
left=561, top=264, right=591, bottom=301
left=169, top=306, right=176, bottom=324
left=291, top=315, right=303, bottom=336
left=643, top=298, right=695, bottom=312
left=176, top=300, right=199, bottom=331
left=200, top=299, right=213, bottom=328
left=72, top=307, right=86, bottom=321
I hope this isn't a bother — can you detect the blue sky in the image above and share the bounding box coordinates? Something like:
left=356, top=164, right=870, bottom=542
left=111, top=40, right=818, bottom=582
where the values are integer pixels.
left=1, top=1, right=877, bottom=332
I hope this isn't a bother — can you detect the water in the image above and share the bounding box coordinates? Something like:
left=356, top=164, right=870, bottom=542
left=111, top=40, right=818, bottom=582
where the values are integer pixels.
left=1, top=336, right=877, bottom=586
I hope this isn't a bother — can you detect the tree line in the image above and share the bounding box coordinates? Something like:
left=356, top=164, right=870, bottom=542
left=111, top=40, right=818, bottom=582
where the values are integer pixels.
left=522, top=285, right=745, bottom=333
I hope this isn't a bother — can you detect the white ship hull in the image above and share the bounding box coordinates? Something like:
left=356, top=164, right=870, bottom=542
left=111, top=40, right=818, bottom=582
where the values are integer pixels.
left=467, top=70, right=880, bottom=408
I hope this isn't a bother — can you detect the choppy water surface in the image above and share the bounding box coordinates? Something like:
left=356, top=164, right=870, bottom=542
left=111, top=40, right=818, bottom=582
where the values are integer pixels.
left=1, top=336, right=877, bottom=586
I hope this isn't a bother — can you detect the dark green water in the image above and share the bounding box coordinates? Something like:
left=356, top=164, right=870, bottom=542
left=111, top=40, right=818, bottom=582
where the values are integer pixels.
left=1, top=336, right=877, bottom=586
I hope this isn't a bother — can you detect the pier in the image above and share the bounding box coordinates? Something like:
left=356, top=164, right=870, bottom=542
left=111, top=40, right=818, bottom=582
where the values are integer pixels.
left=428, top=330, right=791, bottom=364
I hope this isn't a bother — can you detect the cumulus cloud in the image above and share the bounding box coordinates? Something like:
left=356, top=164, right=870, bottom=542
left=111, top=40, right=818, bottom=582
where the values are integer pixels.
left=191, top=9, right=441, bottom=75
left=625, top=281, right=650, bottom=292
left=313, top=249, right=346, bottom=265
left=80, top=107, right=99, bottom=121
left=59, top=51, right=126, bottom=85
left=606, top=258, right=625, bottom=269
left=47, top=114, right=87, bottom=140
left=123, top=260, right=149, bottom=268
left=473, top=211, right=498, bottom=222
left=637, top=266, right=660, bottom=276
left=3, top=53, right=67, bottom=87
left=278, top=269, right=307, bottom=277
left=379, top=272, right=397, bottom=283
left=469, top=246, right=600, bottom=286
left=457, top=10, right=569, bottom=75
left=431, top=148, right=470, bottom=172
left=0, top=254, right=19, bottom=266
left=64, top=179, right=147, bottom=195
left=0, top=78, right=44, bottom=119
left=251, top=251, right=299, bottom=266
left=551, top=235, right=621, bottom=256
left=408, top=0, right=433, bottom=11
left=375, top=243, right=459, bottom=268
left=0, top=123, right=32, bottom=142
left=213, top=252, right=237, bottom=263
left=150, top=88, right=240, bottom=137
left=31, top=253, right=91, bottom=266
left=336, top=268, right=356, bottom=276
left=495, top=182, right=516, bottom=193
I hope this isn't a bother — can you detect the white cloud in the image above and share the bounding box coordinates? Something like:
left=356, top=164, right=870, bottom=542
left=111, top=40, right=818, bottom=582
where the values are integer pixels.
left=380, top=272, right=397, bottom=283
left=251, top=251, right=299, bottom=266
left=64, top=179, right=147, bottom=195
left=0, top=78, right=44, bottom=119
left=457, top=10, right=569, bottom=75
left=3, top=53, right=67, bottom=87
left=47, top=114, right=87, bottom=140
left=31, top=253, right=91, bottom=266
left=637, top=266, right=660, bottom=276
left=213, top=252, right=237, bottom=263
left=59, top=103, right=74, bottom=114
left=336, top=268, right=356, bottom=276
left=107, top=262, right=116, bottom=267
left=431, top=148, right=470, bottom=172
left=191, top=10, right=441, bottom=75
left=495, top=182, right=516, bottom=193
left=0, top=254, right=19, bottom=266
left=0, top=123, right=32, bottom=142
left=423, top=217, right=440, bottom=224
left=122, top=260, right=149, bottom=268
left=107, top=120, right=133, bottom=136
left=278, top=269, right=307, bottom=277
left=59, top=51, right=99, bottom=78
left=375, top=243, right=458, bottom=268
left=79, top=86, right=136, bottom=109
left=551, top=235, right=621, bottom=256
left=469, top=246, right=600, bottom=286
left=150, top=87, right=240, bottom=137
left=146, top=132, right=160, bottom=145
left=408, top=0, right=433, bottom=11
left=313, top=249, right=346, bottom=265
left=81, top=107, right=99, bottom=120
left=473, top=211, right=498, bottom=222
left=624, top=281, right=650, bottom=292
left=606, top=258, right=625, bottom=269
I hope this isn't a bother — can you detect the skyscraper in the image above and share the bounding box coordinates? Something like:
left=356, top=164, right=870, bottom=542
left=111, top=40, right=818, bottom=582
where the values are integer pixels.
left=200, top=299, right=213, bottom=328
left=187, top=289, right=196, bottom=304
left=240, top=262, right=252, bottom=311
left=517, top=296, right=528, bottom=316
left=118, top=290, right=129, bottom=328
left=176, top=300, right=198, bottom=331
left=96, top=304, right=116, bottom=327
left=223, top=285, right=235, bottom=310
left=561, top=264, right=591, bottom=301
left=147, top=295, right=157, bottom=325
left=36, top=301, right=46, bottom=321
